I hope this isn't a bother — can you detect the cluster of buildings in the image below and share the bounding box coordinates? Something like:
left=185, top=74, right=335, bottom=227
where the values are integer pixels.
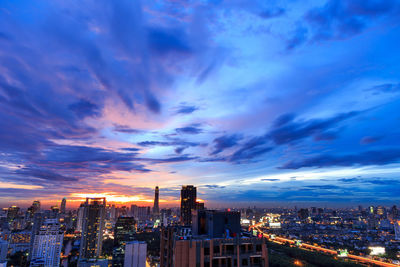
left=251, top=205, right=400, bottom=263
left=0, top=185, right=269, bottom=267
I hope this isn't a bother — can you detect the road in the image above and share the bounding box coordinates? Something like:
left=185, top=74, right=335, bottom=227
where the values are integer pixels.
left=250, top=222, right=399, bottom=267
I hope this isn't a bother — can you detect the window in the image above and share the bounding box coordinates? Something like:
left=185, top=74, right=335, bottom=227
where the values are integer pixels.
left=242, top=258, right=248, bottom=266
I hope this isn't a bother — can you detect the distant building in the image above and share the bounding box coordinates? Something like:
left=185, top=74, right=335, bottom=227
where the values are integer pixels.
left=60, top=198, right=67, bottom=214
left=124, top=241, right=147, bottom=267
left=79, top=197, right=106, bottom=260
left=137, top=206, right=151, bottom=221
left=8, top=231, right=31, bottom=254
left=395, top=220, right=400, bottom=240
left=76, top=204, right=85, bottom=232
left=113, top=217, right=136, bottom=267
left=7, top=206, right=19, bottom=223
left=153, top=186, right=160, bottom=217
left=79, top=259, right=109, bottom=267
left=30, top=219, right=63, bottom=267
left=0, top=240, right=7, bottom=263
left=180, top=185, right=197, bottom=226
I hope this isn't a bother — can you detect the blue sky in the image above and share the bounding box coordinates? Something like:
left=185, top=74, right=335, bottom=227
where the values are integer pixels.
left=0, top=0, right=400, bottom=207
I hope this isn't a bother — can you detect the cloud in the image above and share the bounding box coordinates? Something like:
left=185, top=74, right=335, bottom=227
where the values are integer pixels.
left=261, top=178, right=280, bottom=182
left=286, top=25, right=308, bottom=50
left=68, top=99, right=100, bottom=118
left=360, top=136, right=381, bottom=145
left=366, top=83, right=400, bottom=94
left=258, top=8, right=285, bottom=19
left=280, top=149, right=400, bottom=169
left=176, top=124, right=203, bottom=134
left=113, top=125, right=143, bottom=134
left=175, top=104, right=199, bottom=114
left=211, top=134, right=242, bottom=155
left=305, top=0, right=400, bottom=41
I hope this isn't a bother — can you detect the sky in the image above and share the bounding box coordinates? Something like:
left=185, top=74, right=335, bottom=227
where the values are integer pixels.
left=1, top=0, right=400, bottom=208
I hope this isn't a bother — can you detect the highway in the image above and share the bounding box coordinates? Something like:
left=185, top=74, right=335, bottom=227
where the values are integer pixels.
left=250, top=222, right=399, bottom=267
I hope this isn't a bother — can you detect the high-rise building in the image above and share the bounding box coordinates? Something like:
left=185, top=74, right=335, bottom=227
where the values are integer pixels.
left=32, top=201, right=41, bottom=213
left=79, top=197, right=106, bottom=260
left=76, top=204, right=85, bottom=232
left=0, top=240, right=7, bottom=263
left=153, top=186, right=160, bottom=217
left=180, top=185, right=196, bottom=226
left=161, top=210, right=268, bottom=267
left=113, top=217, right=136, bottom=267
left=124, top=241, right=147, bottom=267
left=7, top=206, right=20, bottom=223
left=395, top=220, right=400, bottom=240
left=60, top=198, right=67, bottom=214
left=137, top=206, right=150, bottom=222
left=30, top=219, right=63, bottom=267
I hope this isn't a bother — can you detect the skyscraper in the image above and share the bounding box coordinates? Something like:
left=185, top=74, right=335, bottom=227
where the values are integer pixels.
left=153, top=186, right=160, bottom=217
left=79, top=197, right=106, bottom=260
left=32, top=201, right=41, bottom=213
left=30, top=219, right=64, bottom=267
left=124, top=241, right=147, bottom=267
left=60, top=198, right=66, bottom=214
left=180, top=185, right=196, bottom=226
left=395, top=220, right=400, bottom=240
left=112, top=217, right=136, bottom=267
left=0, top=240, right=7, bottom=263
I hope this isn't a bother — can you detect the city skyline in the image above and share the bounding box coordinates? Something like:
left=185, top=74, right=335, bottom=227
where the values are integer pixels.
left=1, top=0, right=400, bottom=207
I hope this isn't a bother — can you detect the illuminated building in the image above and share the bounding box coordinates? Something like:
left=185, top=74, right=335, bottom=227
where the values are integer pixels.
left=124, top=241, right=147, bottom=267
left=161, top=210, right=268, bottom=267
left=30, top=201, right=41, bottom=214
left=79, top=197, right=106, bottom=260
left=7, top=206, right=19, bottom=223
left=60, top=198, right=67, bottom=214
left=76, top=204, right=84, bottom=232
left=8, top=231, right=31, bottom=254
left=30, top=219, right=63, bottom=267
left=112, top=217, right=136, bottom=267
left=79, top=259, right=109, bottom=267
left=153, top=186, right=160, bottom=217
left=376, top=206, right=386, bottom=217
left=180, top=185, right=196, bottom=226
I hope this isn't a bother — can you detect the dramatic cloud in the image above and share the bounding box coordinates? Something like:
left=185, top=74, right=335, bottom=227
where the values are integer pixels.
left=280, top=149, right=400, bottom=169
left=1, top=0, right=400, bottom=206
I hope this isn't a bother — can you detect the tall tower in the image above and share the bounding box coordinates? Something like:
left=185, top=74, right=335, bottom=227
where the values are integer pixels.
left=79, top=197, right=106, bottom=260
left=60, top=198, right=66, bottom=214
left=153, top=186, right=160, bottom=216
left=180, top=185, right=196, bottom=226
left=30, top=219, right=64, bottom=267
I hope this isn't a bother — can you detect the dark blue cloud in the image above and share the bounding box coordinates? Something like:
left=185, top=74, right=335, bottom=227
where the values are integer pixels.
left=113, top=125, right=143, bottom=134
left=176, top=124, right=203, bottom=134
left=68, top=99, right=100, bottom=118
left=305, top=0, right=400, bottom=41
left=211, top=134, right=242, bottom=155
left=259, top=8, right=285, bottom=19
left=147, top=27, right=191, bottom=56
left=280, top=149, right=400, bottom=169
left=360, top=136, right=381, bottom=145
left=175, top=104, right=199, bottom=114
left=366, top=83, right=400, bottom=94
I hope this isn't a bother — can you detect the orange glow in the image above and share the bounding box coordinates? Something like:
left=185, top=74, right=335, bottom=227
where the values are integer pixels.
left=294, top=260, right=303, bottom=266
left=70, top=193, right=155, bottom=204
left=197, top=198, right=205, bottom=203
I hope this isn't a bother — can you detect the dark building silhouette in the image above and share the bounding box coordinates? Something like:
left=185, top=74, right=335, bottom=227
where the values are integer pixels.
left=79, top=197, right=106, bottom=260
left=60, top=198, right=66, bottom=214
left=153, top=186, right=160, bottom=217
left=161, top=210, right=268, bottom=267
left=112, top=217, right=136, bottom=267
left=192, top=210, right=241, bottom=238
left=180, top=185, right=196, bottom=226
